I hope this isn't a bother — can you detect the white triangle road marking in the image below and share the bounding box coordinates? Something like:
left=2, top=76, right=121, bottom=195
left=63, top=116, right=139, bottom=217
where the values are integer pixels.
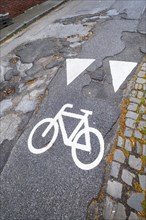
left=109, top=60, right=137, bottom=92
left=66, top=58, right=95, bottom=85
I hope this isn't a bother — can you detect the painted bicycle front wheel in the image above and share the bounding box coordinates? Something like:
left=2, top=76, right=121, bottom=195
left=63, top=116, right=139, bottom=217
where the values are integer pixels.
left=71, top=127, right=104, bottom=170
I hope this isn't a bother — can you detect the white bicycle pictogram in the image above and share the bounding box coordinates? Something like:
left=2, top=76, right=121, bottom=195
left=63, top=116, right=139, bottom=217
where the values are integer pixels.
left=28, top=104, right=104, bottom=170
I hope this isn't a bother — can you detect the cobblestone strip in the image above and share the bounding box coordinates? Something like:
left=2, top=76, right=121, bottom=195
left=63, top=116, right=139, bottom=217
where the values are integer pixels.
left=93, top=61, right=146, bottom=220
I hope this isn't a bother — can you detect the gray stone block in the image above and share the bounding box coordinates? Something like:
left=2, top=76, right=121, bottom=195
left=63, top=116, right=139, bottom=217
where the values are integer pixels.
left=110, top=161, right=121, bottom=178
left=138, top=71, right=145, bottom=78
left=126, top=111, right=138, bottom=120
left=142, top=114, right=146, bottom=120
left=138, top=174, right=146, bottom=190
left=127, top=193, right=144, bottom=212
left=141, top=63, right=146, bottom=71
left=128, top=155, right=142, bottom=170
left=136, top=142, right=142, bottom=155
left=128, top=103, right=138, bottom=112
left=138, top=121, right=146, bottom=129
left=125, top=139, right=132, bottom=151
left=125, top=118, right=136, bottom=129
left=107, top=180, right=122, bottom=199
left=117, top=136, right=124, bottom=147
left=128, top=212, right=138, bottom=220
left=113, top=203, right=126, bottom=220
left=136, top=78, right=146, bottom=84
left=134, top=130, right=142, bottom=139
left=140, top=105, right=146, bottom=113
left=124, top=127, right=133, bottom=138
left=143, top=144, right=146, bottom=156
left=131, top=90, right=137, bottom=98
left=121, top=169, right=135, bottom=186
left=129, top=97, right=141, bottom=104
left=113, top=149, right=125, bottom=163
left=137, top=91, right=143, bottom=98
left=103, top=196, right=117, bottom=220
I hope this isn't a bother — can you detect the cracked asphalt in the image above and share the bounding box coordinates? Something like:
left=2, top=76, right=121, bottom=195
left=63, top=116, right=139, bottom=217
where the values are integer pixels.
left=0, top=0, right=146, bottom=219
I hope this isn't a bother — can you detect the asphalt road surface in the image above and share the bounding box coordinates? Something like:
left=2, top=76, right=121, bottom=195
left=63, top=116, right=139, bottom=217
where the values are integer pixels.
left=0, top=0, right=146, bottom=219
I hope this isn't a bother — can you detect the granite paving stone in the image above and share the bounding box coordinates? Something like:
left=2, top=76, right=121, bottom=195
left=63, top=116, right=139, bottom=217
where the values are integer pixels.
left=143, top=144, right=146, bottom=156
left=138, top=174, right=146, bottom=190
left=113, top=149, right=125, bottom=164
left=125, top=139, right=132, bottom=152
left=107, top=180, right=122, bottom=199
left=136, top=78, right=146, bottom=84
left=110, top=161, right=121, bottom=178
left=138, top=121, right=146, bottom=129
left=103, top=197, right=117, bottom=220
left=117, top=136, right=124, bottom=147
left=136, top=141, right=142, bottom=155
left=125, top=118, right=136, bottom=129
left=128, top=103, right=138, bottom=111
left=138, top=71, right=145, bottom=78
left=127, top=193, right=144, bottom=212
left=113, top=203, right=126, bottom=220
left=137, top=91, right=143, bottom=98
left=124, top=127, right=133, bottom=138
left=121, top=169, right=135, bottom=186
left=129, top=97, right=141, bottom=104
left=134, top=130, right=142, bottom=139
left=126, top=111, right=138, bottom=120
left=128, top=155, right=142, bottom=170
left=128, top=212, right=139, bottom=220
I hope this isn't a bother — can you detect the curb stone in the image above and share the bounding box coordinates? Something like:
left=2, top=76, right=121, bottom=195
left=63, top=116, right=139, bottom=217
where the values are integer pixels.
left=88, top=59, right=146, bottom=220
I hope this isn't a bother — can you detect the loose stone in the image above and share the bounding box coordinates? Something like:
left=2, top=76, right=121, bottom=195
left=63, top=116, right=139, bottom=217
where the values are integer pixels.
left=125, top=139, right=132, bottom=151
left=117, top=136, right=124, bottom=147
left=125, top=118, right=135, bottom=129
left=121, top=169, right=135, bottom=186
left=128, top=212, right=138, bottom=220
left=124, top=127, right=133, bottom=138
left=113, top=149, right=125, bottom=163
left=107, top=180, right=122, bottom=199
left=110, top=161, right=120, bottom=178
left=142, top=114, right=146, bottom=120
left=127, top=193, right=144, bottom=212
left=128, top=155, right=142, bottom=170
left=0, top=99, right=12, bottom=116
left=113, top=203, right=126, bottom=220
left=126, top=111, right=138, bottom=120
left=138, top=174, right=146, bottom=190
left=128, top=103, right=138, bottom=112
left=134, top=130, right=142, bottom=139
